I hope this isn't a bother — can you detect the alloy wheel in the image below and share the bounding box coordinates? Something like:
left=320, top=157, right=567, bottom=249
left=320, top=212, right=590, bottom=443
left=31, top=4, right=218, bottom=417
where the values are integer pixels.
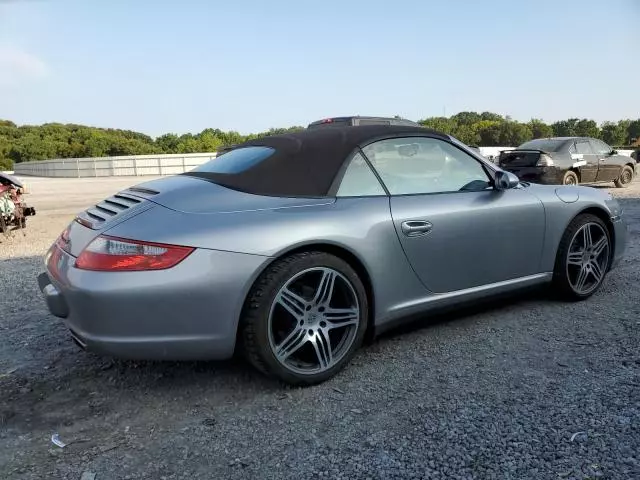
left=620, top=168, right=633, bottom=185
left=268, top=267, right=360, bottom=375
left=565, top=222, right=610, bottom=295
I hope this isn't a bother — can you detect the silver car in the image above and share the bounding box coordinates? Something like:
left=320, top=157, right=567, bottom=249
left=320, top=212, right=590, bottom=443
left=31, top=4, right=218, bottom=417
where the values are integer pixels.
left=38, top=125, right=628, bottom=385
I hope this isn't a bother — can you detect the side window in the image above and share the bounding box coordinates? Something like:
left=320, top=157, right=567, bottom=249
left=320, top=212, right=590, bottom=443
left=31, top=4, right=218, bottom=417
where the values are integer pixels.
left=362, top=137, right=491, bottom=195
left=590, top=139, right=611, bottom=155
left=576, top=141, right=594, bottom=155
left=568, top=142, right=577, bottom=154
left=336, top=152, right=386, bottom=197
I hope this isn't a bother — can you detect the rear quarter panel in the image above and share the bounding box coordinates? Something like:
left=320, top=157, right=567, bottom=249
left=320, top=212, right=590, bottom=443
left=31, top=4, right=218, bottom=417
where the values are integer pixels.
left=102, top=197, right=431, bottom=326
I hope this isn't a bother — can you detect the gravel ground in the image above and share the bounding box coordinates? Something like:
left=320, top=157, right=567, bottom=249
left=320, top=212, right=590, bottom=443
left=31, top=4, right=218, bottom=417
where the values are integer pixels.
left=0, top=175, right=639, bottom=480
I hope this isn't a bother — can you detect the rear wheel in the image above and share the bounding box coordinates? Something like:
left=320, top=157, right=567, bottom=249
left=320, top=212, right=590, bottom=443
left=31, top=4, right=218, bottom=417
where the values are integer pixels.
left=562, top=170, right=579, bottom=185
left=240, top=252, right=368, bottom=386
left=552, top=214, right=611, bottom=300
left=614, top=165, right=634, bottom=188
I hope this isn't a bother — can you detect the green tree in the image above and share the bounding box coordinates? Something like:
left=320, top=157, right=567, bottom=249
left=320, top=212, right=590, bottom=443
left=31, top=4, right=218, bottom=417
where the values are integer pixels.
left=451, top=124, right=479, bottom=145
left=418, top=117, right=457, bottom=135
left=528, top=119, right=553, bottom=139
left=474, top=120, right=502, bottom=146
left=574, top=119, right=600, bottom=138
left=600, top=122, right=627, bottom=146
left=451, top=111, right=482, bottom=126
left=626, top=119, right=640, bottom=144
left=156, top=133, right=180, bottom=153
left=551, top=119, right=578, bottom=137
left=480, top=112, right=503, bottom=122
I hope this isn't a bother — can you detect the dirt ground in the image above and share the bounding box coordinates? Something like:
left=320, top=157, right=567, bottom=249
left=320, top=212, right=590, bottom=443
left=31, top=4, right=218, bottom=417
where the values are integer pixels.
left=0, top=175, right=638, bottom=479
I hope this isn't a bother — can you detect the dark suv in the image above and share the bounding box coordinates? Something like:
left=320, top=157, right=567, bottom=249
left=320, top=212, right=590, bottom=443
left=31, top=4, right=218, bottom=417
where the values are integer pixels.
left=307, top=116, right=421, bottom=129
left=498, top=137, right=637, bottom=188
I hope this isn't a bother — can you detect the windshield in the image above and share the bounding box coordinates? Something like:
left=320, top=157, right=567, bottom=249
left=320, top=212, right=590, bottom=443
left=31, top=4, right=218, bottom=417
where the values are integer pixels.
left=190, top=146, right=275, bottom=174
left=517, top=139, right=567, bottom=152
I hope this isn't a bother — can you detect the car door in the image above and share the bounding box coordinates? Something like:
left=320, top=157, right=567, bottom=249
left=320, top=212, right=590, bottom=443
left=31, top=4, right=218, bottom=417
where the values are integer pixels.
left=590, top=139, right=622, bottom=182
left=361, top=136, right=546, bottom=294
left=572, top=139, right=598, bottom=183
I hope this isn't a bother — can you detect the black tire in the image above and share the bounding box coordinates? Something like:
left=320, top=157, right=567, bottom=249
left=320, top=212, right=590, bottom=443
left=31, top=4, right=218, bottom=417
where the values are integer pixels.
left=240, top=251, right=368, bottom=386
left=614, top=165, right=634, bottom=188
left=552, top=213, right=611, bottom=301
left=562, top=170, right=579, bottom=185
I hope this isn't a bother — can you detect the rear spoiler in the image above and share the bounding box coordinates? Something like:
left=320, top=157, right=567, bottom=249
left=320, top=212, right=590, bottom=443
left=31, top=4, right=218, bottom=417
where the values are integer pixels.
left=499, top=149, right=550, bottom=155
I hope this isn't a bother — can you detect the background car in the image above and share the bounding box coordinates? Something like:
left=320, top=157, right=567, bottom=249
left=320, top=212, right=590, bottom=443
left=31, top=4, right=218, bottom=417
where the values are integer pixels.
left=307, top=115, right=421, bottom=129
left=38, top=125, right=627, bottom=386
left=497, top=137, right=637, bottom=188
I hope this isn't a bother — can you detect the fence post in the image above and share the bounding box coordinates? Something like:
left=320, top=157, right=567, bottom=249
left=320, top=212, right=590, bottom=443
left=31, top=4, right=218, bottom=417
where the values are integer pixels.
left=158, top=157, right=162, bottom=176
left=93, top=159, right=97, bottom=177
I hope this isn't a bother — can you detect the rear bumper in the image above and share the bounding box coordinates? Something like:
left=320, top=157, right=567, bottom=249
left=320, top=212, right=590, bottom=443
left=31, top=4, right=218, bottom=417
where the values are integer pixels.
left=38, top=245, right=269, bottom=361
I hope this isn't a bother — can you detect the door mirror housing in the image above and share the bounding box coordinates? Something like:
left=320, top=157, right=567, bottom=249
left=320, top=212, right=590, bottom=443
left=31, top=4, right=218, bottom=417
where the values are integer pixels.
left=610, top=149, right=618, bottom=155
left=494, top=170, right=520, bottom=190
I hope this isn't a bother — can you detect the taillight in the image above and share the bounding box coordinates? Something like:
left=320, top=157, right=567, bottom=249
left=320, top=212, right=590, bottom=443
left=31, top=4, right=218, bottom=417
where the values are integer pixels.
left=55, top=226, right=72, bottom=254
left=536, top=154, right=554, bottom=167
left=75, top=235, right=194, bottom=272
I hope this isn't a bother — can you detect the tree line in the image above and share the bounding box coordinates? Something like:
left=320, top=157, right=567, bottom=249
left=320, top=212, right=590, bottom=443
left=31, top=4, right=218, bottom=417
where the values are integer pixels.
left=1, top=113, right=639, bottom=170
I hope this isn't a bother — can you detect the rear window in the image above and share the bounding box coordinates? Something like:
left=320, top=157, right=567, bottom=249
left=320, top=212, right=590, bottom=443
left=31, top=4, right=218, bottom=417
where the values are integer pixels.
left=190, top=146, right=275, bottom=174
left=358, top=119, right=391, bottom=126
left=517, top=139, right=567, bottom=152
left=499, top=151, right=542, bottom=168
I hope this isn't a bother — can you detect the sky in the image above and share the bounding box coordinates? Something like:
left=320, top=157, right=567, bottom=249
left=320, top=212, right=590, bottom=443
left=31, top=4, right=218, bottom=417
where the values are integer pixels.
left=0, top=0, right=638, bottom=137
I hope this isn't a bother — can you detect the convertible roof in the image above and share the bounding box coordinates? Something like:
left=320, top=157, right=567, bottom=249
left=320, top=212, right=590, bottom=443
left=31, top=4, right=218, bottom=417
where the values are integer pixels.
left=184, top=124, right=447, bottom=197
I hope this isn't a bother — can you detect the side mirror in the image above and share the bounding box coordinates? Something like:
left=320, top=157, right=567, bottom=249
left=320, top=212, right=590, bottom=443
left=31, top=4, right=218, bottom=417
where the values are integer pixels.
left=494, top=170, right=520, bottom=190
left=610, top=149, right=618, bottom=155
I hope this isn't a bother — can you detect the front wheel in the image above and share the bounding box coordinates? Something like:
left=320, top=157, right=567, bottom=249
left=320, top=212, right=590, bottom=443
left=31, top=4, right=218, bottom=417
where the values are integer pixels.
left=240, top=252, right=368, bottom=386
left=552, top=214, right=611, bottom=301
left=614, top=165, right=634, bottom=188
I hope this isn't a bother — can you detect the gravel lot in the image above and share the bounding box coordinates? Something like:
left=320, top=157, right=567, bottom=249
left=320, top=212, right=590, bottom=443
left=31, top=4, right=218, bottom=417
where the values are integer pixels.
left=1, top=175, right=639, bottom=480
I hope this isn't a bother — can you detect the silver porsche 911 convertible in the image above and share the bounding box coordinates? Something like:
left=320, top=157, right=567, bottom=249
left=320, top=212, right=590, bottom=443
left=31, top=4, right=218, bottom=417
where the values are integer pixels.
left=38, top=125, right=628, bottom=385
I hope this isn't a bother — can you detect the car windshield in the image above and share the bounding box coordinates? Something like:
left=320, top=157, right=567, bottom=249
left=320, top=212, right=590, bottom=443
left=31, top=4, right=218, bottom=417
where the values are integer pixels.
left=190, top=146, right=275, bottom=174
left=517, top=139, right=567, bottom=152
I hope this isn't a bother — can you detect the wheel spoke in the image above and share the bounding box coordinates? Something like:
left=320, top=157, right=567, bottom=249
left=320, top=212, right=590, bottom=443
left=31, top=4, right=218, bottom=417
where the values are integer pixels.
left=589, top=261, right=604, bottom=283
left=574, top=265, right=589, bottom=292
left=276, top=288, right=308, bottom=320
left=591, top=236, right=608, bottom=258
left=311, top=329, right=333, bottom=369
left=275, top=327, right=308, bottom=361
left=312, top=269, right=336, bottom=306
left=567, top=251, right=584, bottom=266
left=324, top=307, right=359, bottom=328
left=269, top=265, right=361, bottom=375
left=582, top=225, right=593, bottom=249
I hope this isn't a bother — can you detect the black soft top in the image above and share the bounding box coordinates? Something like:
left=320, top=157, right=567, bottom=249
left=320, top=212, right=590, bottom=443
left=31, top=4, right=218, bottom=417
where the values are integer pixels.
left=184, top=124, right=446, bottom=197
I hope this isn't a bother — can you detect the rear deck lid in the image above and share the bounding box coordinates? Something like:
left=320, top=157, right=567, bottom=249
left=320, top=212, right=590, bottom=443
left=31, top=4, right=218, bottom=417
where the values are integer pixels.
left=498, top=150, right=546, bottom=168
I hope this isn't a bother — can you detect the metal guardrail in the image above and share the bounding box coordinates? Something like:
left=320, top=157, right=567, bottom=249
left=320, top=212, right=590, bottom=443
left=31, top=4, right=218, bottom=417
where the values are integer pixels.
left=13, top=152, right=219, bottom=178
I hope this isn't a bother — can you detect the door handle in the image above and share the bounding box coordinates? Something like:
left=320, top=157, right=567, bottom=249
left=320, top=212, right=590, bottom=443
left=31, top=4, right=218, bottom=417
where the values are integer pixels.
left=401, top=220, right=433, bottom=237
